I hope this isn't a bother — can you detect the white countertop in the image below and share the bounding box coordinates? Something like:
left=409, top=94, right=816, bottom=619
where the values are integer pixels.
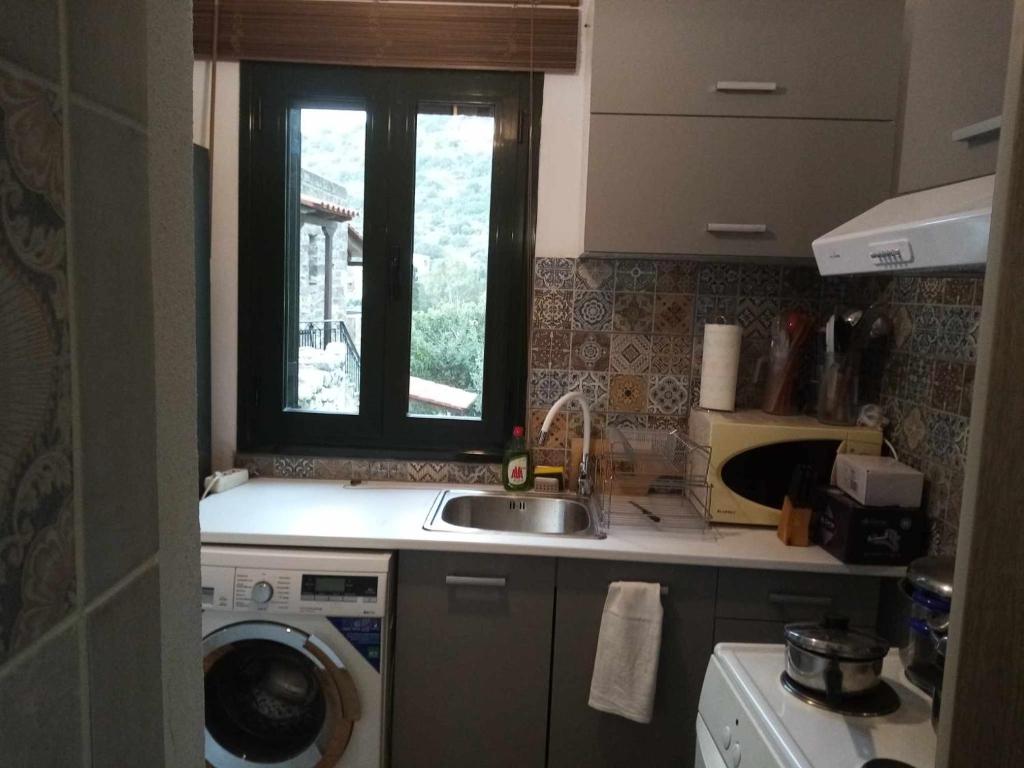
left=199, top=478, right=904, bottom=577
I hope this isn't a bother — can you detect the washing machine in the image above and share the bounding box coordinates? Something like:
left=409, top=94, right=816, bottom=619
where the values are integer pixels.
left=201, top=545, right=393, bottom=767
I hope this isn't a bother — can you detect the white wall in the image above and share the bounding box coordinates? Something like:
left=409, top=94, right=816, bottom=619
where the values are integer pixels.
left=193, top=0, right=593, bottom=468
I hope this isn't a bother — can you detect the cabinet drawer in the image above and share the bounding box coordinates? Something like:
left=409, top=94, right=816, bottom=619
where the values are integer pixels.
left=897, top=0, right=1013, bottom=192
left=716, top=569, right=880, bottom=625
left=585, top=115, right=894, bottom=259
left=591, top=0, right=902, bottom=120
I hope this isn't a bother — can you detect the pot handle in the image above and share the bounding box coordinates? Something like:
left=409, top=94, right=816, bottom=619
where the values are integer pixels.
left=825, top=660, right=843, bottom=702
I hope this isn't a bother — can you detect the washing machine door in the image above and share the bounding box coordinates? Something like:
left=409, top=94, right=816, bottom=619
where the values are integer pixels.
left=203, top=621, right=361, bottom=768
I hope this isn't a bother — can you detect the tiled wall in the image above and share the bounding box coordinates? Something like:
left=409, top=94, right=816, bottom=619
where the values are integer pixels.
left=857, top=274, right=983, bottom=555
left=527, top=257, right=832, bottom=467
left=0, top=2, right=200, bottom=764
left=241, top=255, right=982, bottom=558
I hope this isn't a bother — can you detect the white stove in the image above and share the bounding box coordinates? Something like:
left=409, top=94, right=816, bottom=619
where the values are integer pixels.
left=696, top=643, right=936, bottom=768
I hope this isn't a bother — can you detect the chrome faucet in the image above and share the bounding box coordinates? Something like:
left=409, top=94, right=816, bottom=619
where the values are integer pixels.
left=537, top=390, right=592, bottom=497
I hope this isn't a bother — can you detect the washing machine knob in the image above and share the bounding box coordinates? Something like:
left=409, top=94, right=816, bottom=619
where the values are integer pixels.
left=720, top=725, right=732, bottom=750
left=728, top=742, right=742, bottom=768
left=251, top=580, right=274, bottom=604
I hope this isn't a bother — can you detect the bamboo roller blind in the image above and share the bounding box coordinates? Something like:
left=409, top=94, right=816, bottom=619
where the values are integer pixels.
left=194, top=0, right=580, bottom=73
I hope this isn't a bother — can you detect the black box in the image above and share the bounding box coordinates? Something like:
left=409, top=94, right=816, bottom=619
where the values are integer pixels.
left=812, top=487, right=928, bottom=565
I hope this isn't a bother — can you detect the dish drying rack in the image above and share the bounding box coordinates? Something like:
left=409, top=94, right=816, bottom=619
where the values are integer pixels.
left=595, top=426, right=715, bottom=534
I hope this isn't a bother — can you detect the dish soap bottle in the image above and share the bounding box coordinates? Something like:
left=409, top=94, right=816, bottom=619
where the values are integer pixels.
left=502, top=425, right=533, bottom=491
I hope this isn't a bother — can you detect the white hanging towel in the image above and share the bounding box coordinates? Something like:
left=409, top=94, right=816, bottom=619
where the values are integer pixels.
left=587, top=581, right=664, bottom=724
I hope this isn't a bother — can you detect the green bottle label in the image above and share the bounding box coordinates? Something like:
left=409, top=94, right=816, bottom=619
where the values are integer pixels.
left=507, top=455, right=528, bottom=487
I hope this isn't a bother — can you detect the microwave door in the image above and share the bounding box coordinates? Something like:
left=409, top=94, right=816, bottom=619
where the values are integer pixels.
left=720, top=440, right=844, bottom=512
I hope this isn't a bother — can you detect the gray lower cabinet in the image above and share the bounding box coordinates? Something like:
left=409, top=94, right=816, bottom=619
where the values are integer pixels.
left=546, top=559, right=717, bottom=768
left=390, top=551, right=555, bottom=768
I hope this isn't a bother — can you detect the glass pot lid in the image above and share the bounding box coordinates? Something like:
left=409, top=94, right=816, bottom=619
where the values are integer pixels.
left=784, top=615, right=890, bottom=660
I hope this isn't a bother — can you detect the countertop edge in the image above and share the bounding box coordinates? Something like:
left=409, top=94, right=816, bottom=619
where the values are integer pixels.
left=199, top=529, right=906, bottom=577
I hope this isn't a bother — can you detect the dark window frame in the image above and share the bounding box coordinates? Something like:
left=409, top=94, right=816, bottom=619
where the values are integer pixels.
left=237, top=62, right=542, bottom=460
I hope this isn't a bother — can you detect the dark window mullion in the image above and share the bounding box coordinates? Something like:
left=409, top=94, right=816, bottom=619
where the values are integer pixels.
left=379, top=79, right=419, bottom=437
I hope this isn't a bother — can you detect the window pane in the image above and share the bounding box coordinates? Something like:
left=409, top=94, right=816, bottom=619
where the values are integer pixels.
left=408, top=104, right=495, bottom=419
left=288, top=107, right=365, bottom=414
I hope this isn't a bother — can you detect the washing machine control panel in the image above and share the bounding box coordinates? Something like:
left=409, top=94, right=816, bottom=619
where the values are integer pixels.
left=201, top=565, right=387, bottom=618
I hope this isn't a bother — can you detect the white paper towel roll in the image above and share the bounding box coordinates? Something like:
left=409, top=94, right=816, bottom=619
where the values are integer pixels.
left=700, top=323, right=742, bottom=411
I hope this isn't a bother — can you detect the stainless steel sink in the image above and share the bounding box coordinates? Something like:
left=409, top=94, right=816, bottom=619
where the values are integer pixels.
left=424, top=490, right=603, bottom=538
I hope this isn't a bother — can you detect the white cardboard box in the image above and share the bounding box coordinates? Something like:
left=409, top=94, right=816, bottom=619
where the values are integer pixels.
left=834, top=454, right=924, bottom=508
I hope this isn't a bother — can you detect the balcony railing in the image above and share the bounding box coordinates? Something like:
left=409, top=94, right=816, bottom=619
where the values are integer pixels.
left=298, top=318, right=361, bottom=388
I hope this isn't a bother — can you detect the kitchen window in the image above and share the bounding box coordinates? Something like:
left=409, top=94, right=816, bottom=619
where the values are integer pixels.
left=238, top=63, right=540, bottom=457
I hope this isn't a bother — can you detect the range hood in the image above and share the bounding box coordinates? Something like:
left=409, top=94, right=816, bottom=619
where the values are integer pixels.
left=812, top=175, right=993, bottom=276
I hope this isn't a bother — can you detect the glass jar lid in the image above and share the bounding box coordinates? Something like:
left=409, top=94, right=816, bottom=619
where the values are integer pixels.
left=784, top=616, right=890, bottom=660
left=907, top=556, right=955, bottom=599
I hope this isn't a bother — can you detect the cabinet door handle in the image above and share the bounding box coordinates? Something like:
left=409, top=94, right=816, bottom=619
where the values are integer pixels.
left=707, top=223, right=768, bottom=234
left=715, top=81, right=778, bottom=93
left=951, top=116, right=1002, bottom=143
left=768, top=592, right=833, bottom=607
left=446, top=575, right=507, bottom=588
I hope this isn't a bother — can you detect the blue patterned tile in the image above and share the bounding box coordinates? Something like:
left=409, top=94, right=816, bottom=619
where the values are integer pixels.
left=612, top=292, right=654, bottom=333
left=572, top=290, right=614, bottom=331
left=566, top=371, right=609, bottom=411
left=614, top=259, right=657, bottom=292
left=736, top=296, right=780, bottom=339
left=694, top=295, right=738, bottom=331
left=781, top=266, right=820, bottom=299
left=910, top=305, right=942, bottom=357
left=900, top=356, right=933, bottom=404
left=529, top=369, right=569, bottom=407
left=534, top=257, right=574, bottom=290
left=574, top=258, right=615, bottom=291
left=927, top=412, right=969, bottom=469
left=656, top=261, right=698, bottom=294
left=697, top=263, right=740, bottom=296
left=647, top=374, right=689, bottom=415
left=738, top=264, right=782, bottom=296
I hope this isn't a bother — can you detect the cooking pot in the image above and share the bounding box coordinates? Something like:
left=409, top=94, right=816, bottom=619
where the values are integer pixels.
left=899, top=555, right=954, bottom=694
left=784, top=615, right=890, bottom=700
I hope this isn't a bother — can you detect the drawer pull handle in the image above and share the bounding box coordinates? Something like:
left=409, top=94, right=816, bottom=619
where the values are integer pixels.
left=707, top=223, right=768, bottom=234
left=768, top=592, right=833, bottom=607
left=951, top=115, right=1001, bottom=143
left=446, top=575, right=507, bottom=588
left=715, top=80, right=778, bottom=93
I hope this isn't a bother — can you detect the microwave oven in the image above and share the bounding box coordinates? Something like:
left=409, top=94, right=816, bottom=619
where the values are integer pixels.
left=687, top=409, right=883, bottom=526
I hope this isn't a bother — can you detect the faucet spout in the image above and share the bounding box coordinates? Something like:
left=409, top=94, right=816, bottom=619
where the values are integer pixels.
left=540, top=390, right=592, bottom=496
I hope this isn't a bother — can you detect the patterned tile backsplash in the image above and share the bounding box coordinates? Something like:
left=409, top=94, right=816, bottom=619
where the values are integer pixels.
left=242, top=255, right=984, bottom=558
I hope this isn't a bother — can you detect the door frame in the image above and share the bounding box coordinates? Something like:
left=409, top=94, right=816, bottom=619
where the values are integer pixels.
left=938, top=1, right=1024, bottom=764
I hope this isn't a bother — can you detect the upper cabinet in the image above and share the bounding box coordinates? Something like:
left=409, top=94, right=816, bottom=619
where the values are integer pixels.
left=584, top=0, right=905, bottom=260
left=591, top=0, right=904, bottom=120
left=897, top=0, right=1015, bottom=193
